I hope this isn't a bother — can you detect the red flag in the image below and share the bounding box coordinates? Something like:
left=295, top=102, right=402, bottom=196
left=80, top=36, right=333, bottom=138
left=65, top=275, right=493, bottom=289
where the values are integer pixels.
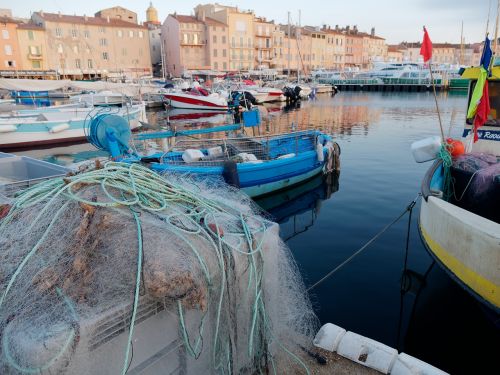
left=473, top=81, right=490, bottom=142
left=420, top=27, right=433, bottom=62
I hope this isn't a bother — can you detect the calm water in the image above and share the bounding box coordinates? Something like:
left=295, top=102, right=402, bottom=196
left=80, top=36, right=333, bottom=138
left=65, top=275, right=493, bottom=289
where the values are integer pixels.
left=16, top=92, right=499, bottom=374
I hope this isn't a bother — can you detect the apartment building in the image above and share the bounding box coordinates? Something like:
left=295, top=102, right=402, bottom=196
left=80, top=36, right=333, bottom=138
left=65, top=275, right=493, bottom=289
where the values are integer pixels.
left=344, top=26, right=364, bottom=68
left=161, top=15, right=209, bottom=77
left=204, top=17, right=229, bottom=71
left=0, top=15, right=21, bottom=71
left=16, top=23, right=48, bottom=71
left=30, top=11, right=151, bottom=79
left=195, top=4, right=254, bottom=71
left=254, top=17, right=274, bottom=69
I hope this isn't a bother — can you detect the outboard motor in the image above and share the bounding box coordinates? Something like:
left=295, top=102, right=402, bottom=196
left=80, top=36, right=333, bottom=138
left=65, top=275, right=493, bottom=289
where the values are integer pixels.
left=283, top=86, right=301, bottom=103
left=229, top=91, right=256, bottom=110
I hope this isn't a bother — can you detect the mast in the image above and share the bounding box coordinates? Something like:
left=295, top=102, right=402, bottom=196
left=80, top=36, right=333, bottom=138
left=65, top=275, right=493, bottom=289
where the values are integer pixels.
left=297, top=9, right=301, bottom=82
left=494, top=0, right=500, bottom=56
left=287, top=11, right=291, bottom=79
left=460, top=21, right=464, bottom=65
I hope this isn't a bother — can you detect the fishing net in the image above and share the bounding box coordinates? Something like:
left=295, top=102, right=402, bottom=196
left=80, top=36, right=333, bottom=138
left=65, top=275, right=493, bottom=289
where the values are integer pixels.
left=451, top=153, right=500, bottom=223
left=0, top=162, right=318, bottom=374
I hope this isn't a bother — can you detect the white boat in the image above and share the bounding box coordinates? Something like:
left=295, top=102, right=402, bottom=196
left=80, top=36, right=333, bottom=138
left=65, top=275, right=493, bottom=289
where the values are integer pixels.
left=355, top=62, right=434, bottom=80
left=0, top=103, right=145, bottom=149
left=417, top=65, right=500, bottom=315
left=164, top=88, right=228, bottom=110
left=70, top=90, right=128, bottom=106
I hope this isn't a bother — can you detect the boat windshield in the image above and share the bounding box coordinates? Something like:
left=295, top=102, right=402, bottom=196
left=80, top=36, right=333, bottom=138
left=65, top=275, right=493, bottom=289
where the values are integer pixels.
left=466, top=80, right=500, bottom=126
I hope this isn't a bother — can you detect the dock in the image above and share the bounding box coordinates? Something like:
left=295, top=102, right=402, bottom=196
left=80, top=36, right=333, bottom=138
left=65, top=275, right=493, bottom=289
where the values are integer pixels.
left=321, top=78, right=469, bottom=92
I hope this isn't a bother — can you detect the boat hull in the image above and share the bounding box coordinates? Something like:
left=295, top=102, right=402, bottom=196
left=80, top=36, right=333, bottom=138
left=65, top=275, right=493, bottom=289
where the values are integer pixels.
left=151, top=149, right=328, bottom=198
left=0, top=107, right=143, bottom=149
left=164, top=93, right=228, bottom=110
left=419, top=163, right=500, bottom=313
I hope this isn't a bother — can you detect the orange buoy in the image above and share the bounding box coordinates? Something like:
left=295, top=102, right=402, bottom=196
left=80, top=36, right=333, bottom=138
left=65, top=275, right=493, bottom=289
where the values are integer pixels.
left=446, top=138, right=465, bottom=158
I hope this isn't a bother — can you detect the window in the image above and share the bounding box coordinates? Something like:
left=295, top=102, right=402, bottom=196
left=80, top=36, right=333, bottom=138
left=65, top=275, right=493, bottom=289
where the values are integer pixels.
left=57, top=44, right=63, bottom=54
left=2, top=30, right=9, bottom=39
left=129, top=30, right=134, bottom=37
left=4, top=45, right=12, bottom=55
left=100, top=38, right=107, bottom=46
left=71, top=29, right=77, bottom=38
left=214, top=61, right=218, bottom=70
left=30, top=46, right=40, bottom=55
left=122, top=48, right=127, bottom=56
left=73, top=45, right=79, bottom=54
left=138, top=31, right=143, bottom=38
left=102, top=52, right=109, bottom=60
left=231, top=37, right=235, bottom=47
left=222, top=49, right=226, bottom=57
left=32, top=60, right=41, bottom=68
left=213, top=35, right=217, bottom=43
left=222, top=36, right=226, bottom=44
left=84, top=30, right=90, bottom=38
left=117, top=30, right=123, bottom=37
left=60, top=59, right=66, bottom=68
left=99, top=27, right=105, bottom=33
left=55, top=28, right=62, bottom=37
left=5, top=60, right=15, bottom=67
left=213, top=49, right=217, bottom=57
left=240, top=37, right=243, bottom=47
left=75, top=59, right=81, bottom=68
left=87, top=59, right=93, bottom=68
left=28, top=30, right=34, bottom=40
left=223, top=61, right=227, bottom=70
left=183, top=34, right=188, bottom=44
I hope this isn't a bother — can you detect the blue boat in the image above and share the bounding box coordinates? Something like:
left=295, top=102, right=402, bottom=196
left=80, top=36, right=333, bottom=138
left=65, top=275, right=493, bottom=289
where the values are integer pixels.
left=85, top=110, right=340, bottom=197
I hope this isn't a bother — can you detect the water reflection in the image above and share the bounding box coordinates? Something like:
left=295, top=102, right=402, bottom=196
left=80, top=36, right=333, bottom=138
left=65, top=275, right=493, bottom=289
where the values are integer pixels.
left=255, top=173, right=339, bottom=242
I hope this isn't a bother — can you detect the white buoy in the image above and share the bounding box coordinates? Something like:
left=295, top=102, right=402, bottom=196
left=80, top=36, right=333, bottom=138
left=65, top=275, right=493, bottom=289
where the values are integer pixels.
left=337, top=331, right=398, bottom=374
left=0, top=125, right=17, bottom=133
left=49, top=123, right=70, bottom=133
left=411, top=136, right=442, bottom=163
left=313, top=323, right=346, bottom=352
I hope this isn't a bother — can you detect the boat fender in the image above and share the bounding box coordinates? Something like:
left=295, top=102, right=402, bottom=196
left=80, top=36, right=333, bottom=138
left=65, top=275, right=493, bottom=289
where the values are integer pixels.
left=222, top=160, right=240, bottom=188
left=49, top=123, right=70, bottom=133
left=337, top=331, right=398, bottom=374
left=277, top=153, right=296, bottom=159
left=316, top=142, right=325, bottom=162
left=391, top=353, right=449, bottom=375
left=182, top=149, right=204, bottom=163
left=313, top=323, right=346, bottom=352
left=0, top=125, right=17, bottom=133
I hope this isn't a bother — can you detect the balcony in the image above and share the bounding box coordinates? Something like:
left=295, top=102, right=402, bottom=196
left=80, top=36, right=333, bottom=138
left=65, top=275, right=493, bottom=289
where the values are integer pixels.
left=180, top=41, right=206, bottom=47
left=28, top=53, right=43, bottom=60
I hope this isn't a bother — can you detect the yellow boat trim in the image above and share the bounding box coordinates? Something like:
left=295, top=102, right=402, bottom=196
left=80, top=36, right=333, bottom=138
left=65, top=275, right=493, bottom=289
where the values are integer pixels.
left=420, top=225, right=500, bottom=309
left=461, top=65, right=500, bottom=80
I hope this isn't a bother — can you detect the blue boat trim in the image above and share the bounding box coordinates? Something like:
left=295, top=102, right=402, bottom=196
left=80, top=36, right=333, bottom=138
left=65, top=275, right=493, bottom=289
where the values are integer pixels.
left=462, top=128, right=500, bottom=141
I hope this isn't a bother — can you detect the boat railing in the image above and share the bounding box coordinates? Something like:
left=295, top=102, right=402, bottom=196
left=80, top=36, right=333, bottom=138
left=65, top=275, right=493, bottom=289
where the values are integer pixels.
left=159, top=131, right=319, bottom=166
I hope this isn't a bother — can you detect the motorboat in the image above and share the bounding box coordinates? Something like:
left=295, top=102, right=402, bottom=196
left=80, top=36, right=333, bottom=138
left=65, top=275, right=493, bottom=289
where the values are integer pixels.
left=164, top=87, right=228, bottom=110
left=0, top=103, right=145, bottom=149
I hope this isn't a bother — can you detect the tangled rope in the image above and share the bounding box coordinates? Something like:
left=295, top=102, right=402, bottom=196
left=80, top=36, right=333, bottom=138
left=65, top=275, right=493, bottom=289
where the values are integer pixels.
left=0, top=162, right=310, bottom=374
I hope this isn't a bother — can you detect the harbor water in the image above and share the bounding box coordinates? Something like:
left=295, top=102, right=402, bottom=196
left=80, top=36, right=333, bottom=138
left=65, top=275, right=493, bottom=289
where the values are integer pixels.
left=15, top=92, right=500, bottom=374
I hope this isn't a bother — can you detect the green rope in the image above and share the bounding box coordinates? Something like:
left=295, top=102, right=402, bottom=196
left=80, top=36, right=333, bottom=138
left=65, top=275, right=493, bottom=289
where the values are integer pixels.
left=438, top=144, right=453, bottom=201
left=0, top=161, right=310, bottom=375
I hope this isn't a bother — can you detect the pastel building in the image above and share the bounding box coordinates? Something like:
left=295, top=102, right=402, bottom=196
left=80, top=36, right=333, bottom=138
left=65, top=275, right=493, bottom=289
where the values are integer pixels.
left=16, top=23, right=48, bottom=71
left=195, top=4, right=255, bottom=71
left=0, top=15, right=21, bottom=71
left=31, top=11, right=151, bottom=79
left=161, top=14, right=209, bottom=77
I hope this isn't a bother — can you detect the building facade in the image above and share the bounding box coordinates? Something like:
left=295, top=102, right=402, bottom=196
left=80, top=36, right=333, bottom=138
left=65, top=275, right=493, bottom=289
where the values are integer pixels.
left=16, top=23, right=48, bottom=71
left=31, top=11, right=151, bottom=79
left=0, top=15, right=21, bottom=71
left=161, top=14, right=209, bottom=77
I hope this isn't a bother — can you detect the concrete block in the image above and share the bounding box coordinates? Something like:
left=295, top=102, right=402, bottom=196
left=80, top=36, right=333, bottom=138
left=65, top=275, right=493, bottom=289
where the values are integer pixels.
left=313, top=323, right=346, bottom=352
left=337, top=331, right=398, bottom=374
left=391, top=352, right=449, bottom=375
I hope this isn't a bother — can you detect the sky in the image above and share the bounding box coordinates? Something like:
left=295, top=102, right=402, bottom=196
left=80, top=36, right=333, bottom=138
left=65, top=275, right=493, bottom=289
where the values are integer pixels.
left=6, top=0, right=494, bottom=44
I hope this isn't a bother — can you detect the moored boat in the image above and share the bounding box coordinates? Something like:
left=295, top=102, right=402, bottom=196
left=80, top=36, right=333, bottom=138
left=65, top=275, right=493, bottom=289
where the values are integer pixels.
left=0, top=103, right=145, bottom=149
left=164, top=87, right=228, bottom=110
left=417, top=64, right=500, bottom=315
left=85, top=109, right=340, bottom=198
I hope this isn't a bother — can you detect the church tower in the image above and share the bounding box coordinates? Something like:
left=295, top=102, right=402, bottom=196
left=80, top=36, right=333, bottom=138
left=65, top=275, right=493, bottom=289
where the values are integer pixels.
left=146, top=2, right=159, bottom=24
